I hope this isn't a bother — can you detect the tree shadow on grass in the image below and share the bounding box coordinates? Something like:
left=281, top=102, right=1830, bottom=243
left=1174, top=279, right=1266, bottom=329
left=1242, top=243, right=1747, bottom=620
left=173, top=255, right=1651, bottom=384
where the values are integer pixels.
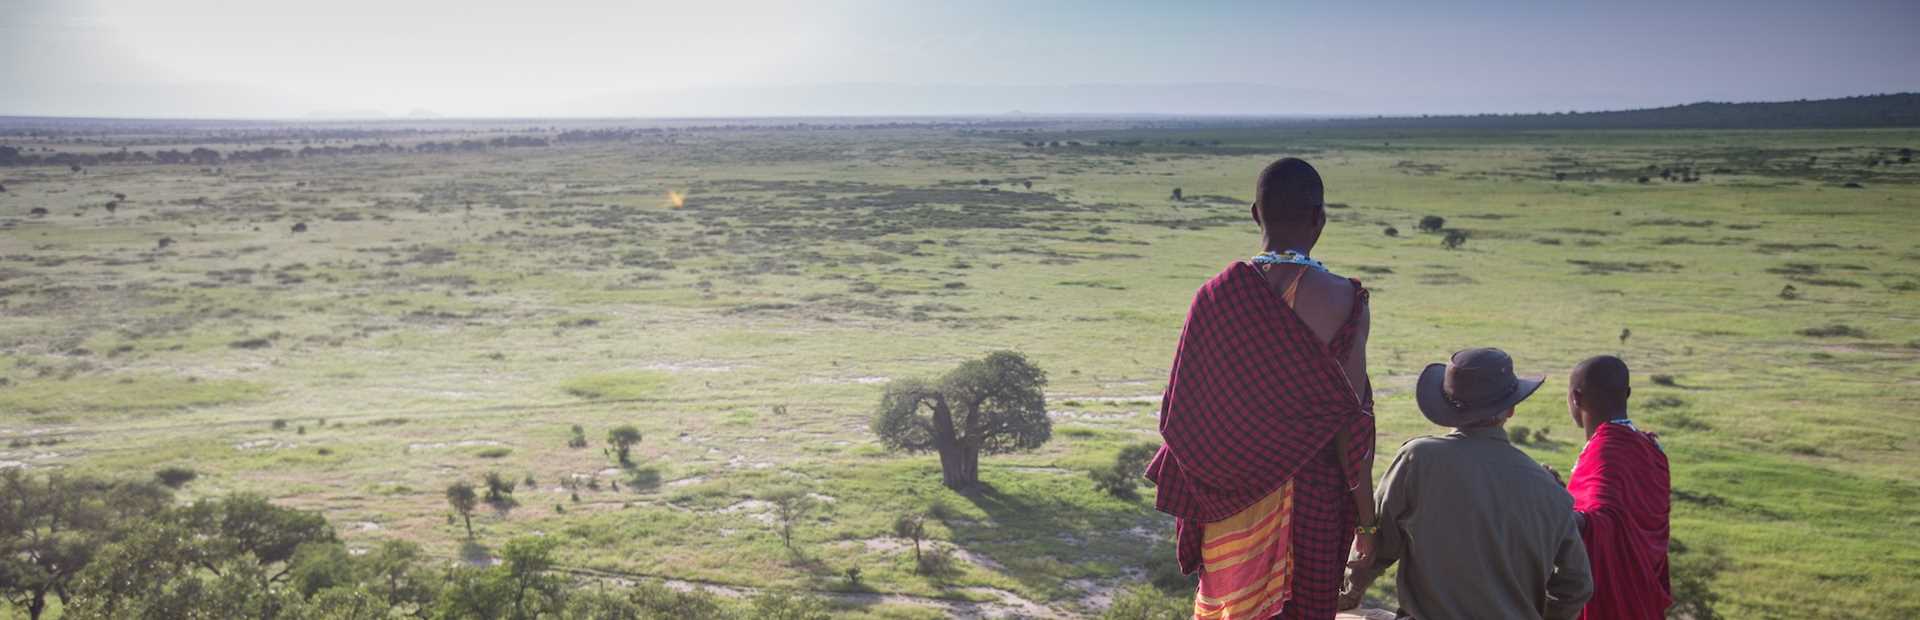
left=458, top=540, right=495, bottom=565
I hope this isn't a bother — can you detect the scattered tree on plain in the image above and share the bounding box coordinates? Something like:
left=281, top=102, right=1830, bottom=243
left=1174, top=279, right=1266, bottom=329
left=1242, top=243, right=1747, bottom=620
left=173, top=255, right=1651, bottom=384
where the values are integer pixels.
left=893, top=513, right=928, bottom=571
left=764, top=487, right=816, bottom=551
left=872, top=350, right=1052, bottom=489
left=607, top=425, right=642, bottom=466
left=445, top=482, right=478, bottom=538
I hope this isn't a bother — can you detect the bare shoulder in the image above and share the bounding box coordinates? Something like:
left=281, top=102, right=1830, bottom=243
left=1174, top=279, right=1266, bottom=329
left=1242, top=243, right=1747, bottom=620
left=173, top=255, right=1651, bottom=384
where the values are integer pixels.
left=1299, top=269, right=1358, bottom=317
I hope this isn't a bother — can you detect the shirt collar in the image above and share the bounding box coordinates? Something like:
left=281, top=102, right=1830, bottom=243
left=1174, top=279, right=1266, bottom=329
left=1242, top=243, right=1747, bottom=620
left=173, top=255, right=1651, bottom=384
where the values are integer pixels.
left=1449, top=425, right=1510, bottom=443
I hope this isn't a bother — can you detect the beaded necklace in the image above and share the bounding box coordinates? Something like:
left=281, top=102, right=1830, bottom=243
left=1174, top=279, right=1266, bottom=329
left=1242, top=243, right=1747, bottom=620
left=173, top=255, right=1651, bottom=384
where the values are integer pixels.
left=1250, top=250, right=1329, bottom=273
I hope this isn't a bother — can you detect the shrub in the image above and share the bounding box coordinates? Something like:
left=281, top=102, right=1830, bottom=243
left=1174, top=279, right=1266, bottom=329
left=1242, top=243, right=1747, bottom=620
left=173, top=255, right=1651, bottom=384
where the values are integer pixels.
left=1383, top=226, right=1399, bottom=237
left=1509, top=426, right=1532, bottom=445
left=1417, top=215, right=1446, bottom=232
left=1090, top=468, right=1138, bottom=500
left=475, top=447, right=512, bottom=459
left=626, top=467, right=661, bottom=491
left=1650, top=374, right=1677, bottom=387
left=1092, top=443, right=1159, bottom=499
left=1442, top=230, right=1469, bottom=250
left=272, top=419, right=289, bottom=430
left=155, top=466, right=198, bottom=488
left=567, top=424, right=589, bottom=448
left=483, top=471, right=517, bottom=506
left=916, top=545, right=956, bottom=577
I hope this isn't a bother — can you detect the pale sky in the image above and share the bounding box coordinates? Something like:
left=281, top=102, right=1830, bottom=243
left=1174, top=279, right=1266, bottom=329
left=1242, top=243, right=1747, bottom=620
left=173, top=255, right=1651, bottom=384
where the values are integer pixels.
left=3, top=0, right=1916, bottom=118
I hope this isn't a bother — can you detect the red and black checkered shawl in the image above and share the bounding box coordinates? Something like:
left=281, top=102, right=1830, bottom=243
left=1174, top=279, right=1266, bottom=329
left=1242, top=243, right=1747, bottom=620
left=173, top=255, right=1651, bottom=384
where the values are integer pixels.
left=1146, top=261, right=1373, bottom=575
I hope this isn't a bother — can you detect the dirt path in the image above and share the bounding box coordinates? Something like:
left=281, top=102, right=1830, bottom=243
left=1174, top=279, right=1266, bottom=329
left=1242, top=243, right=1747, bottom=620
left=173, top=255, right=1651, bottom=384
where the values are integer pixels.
left=539, top=562, right=1065, bottom=618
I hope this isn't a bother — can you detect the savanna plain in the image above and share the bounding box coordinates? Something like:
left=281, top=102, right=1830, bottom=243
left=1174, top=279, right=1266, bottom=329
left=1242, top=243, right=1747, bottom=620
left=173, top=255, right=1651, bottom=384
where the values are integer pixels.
left=1, top=119, right=1916, bottom=618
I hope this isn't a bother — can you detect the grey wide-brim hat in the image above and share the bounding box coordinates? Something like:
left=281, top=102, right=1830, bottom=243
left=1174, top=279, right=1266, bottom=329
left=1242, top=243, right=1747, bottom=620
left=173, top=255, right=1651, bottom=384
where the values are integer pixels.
left=1415, top=347, right=1546, bottom=428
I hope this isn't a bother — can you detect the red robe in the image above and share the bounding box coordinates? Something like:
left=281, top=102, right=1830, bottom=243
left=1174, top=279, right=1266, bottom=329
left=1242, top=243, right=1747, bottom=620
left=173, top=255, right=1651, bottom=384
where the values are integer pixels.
left=1569, top=422, right=1672, bottom=620
left=1145, top=262, right=1372, bottom=620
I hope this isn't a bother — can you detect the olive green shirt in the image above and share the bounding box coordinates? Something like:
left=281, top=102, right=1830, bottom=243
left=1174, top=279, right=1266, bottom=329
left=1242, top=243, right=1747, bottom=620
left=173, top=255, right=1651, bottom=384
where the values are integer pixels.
left=1350, top=426, right=1593, bottom=620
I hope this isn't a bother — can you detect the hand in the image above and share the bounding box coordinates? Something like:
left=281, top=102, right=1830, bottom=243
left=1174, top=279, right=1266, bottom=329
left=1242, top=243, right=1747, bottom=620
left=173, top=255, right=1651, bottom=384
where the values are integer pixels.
left=1347, top=532, right=1377, bottom=570
left=1338, top=574, right=1367, bottom=610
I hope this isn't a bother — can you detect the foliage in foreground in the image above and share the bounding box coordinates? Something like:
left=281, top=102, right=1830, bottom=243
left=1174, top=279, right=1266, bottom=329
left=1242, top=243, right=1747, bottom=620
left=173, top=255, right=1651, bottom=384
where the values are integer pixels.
left=0, top=469, right=831, bottom=620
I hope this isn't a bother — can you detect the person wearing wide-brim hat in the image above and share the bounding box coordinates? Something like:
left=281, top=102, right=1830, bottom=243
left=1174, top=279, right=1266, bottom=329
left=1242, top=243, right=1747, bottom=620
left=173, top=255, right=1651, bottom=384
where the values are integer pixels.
left=1343, top=348, right=1594, bottom=620
left=1414, top=347, right=1547, bottom=429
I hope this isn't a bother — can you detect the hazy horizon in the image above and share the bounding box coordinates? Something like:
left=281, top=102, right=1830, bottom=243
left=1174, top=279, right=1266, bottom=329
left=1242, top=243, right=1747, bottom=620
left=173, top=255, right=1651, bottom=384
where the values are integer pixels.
left=5, top=0, right=1917, bottom=120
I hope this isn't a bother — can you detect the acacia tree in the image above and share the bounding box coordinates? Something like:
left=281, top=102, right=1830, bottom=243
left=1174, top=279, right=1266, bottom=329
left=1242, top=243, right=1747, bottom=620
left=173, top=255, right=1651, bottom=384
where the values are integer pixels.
left=764, top=487, right=815, bottom=551
left=0, top=470, right=172, bottom=620
left=607, top=425, right=642, bottom=466
left=445, top=483, right=478, bottom=538
left=872, top=351, right=1051, bottom=490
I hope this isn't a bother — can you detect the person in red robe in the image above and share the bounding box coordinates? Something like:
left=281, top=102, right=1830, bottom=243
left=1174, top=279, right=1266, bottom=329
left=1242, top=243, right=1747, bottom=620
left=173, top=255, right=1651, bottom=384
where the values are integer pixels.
left=1146, top=158, right=1376, bottom=620
left=1566, top=355, right=1671, bottom=619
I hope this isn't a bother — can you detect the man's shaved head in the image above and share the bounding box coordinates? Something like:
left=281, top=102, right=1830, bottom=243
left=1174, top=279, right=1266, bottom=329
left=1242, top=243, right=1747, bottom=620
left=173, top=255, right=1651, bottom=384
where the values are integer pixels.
left=1254, top=157, right=1324, bottom=231
left=1571, top=355, right=1632, bottom=416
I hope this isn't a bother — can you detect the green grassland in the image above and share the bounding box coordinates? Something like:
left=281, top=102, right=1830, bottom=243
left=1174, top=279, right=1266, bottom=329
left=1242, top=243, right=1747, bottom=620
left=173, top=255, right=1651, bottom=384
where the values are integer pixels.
left=2, top=123, right=1916, bottom=618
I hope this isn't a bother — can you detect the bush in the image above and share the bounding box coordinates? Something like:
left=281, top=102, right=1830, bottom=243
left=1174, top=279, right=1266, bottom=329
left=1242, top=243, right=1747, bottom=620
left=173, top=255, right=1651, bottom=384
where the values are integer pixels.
left=155, top=466, right=198, bottom=488
left=1510, top=426, right=1532, bottom=445
left=1650, top=374, right=1677, bottom=387
left=1383, top=226, right=1399, bottom=237
left=1092, top=443, right=1159, bottom=499
left=627, top=467, right=661, bottom=491
left=483, top=471, right=517, bottom=506
left=916, top=545, right=957, bottom=577
left=1417, top=215, right=1446, bottom=232
left=1442, top=230, right=1469, bottom=250
left=475, top=447, right=512, bottom=459
left=1090, top=468, right=1138, bottom=500
left=567, top=424, right=589, bottom=448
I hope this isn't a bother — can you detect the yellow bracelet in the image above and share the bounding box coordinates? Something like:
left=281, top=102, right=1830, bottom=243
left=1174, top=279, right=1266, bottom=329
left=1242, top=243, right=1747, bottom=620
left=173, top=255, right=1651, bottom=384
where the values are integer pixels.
left=1355, top=523, right=1379, bottom=535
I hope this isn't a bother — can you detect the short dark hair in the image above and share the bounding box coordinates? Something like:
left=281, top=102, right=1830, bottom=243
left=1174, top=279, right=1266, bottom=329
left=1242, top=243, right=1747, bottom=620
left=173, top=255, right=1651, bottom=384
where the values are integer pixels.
left=1254, top=157, right=1324, bottom=229
left=1573, top=355, right=1631, bottom=411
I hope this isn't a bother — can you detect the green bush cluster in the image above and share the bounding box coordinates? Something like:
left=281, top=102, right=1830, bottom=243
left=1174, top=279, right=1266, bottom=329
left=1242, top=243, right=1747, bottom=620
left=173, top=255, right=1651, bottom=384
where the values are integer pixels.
left=0, top=469, right=831, bottom=620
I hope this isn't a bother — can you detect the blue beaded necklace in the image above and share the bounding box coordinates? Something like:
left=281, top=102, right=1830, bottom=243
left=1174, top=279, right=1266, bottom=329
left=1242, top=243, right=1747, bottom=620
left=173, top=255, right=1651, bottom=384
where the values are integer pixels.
left=1251, top=250, right=1329, bottom=273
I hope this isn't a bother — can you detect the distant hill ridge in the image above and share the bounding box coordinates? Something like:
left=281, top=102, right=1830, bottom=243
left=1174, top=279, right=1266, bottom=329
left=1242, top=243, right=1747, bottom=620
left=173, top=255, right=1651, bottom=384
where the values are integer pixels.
left=1320, top=93, right=1920, bottom=130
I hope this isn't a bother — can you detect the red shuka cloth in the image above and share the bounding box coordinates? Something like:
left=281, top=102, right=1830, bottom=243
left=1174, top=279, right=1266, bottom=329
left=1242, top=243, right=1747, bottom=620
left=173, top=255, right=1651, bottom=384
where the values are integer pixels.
left=1569, top=422, right=1672, bottom=620
left=1146, top=262, right=1372, bottom=574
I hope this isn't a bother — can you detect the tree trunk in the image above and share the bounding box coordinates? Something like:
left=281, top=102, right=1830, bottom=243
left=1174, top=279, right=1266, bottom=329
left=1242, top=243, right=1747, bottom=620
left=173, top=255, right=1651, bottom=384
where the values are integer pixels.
left=462, top=513, right=473, bottom=538
left=28, top=589, right=46, bottom=620
left=937, top=444, right=980, bottom=490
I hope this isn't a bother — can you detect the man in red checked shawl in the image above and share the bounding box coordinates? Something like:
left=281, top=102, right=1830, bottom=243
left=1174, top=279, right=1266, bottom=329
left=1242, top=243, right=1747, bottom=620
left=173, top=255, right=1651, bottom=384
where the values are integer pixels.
left=1145, top=158, right=1377, bottom=620
left=1566, top=355, right=1671, bottom=620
